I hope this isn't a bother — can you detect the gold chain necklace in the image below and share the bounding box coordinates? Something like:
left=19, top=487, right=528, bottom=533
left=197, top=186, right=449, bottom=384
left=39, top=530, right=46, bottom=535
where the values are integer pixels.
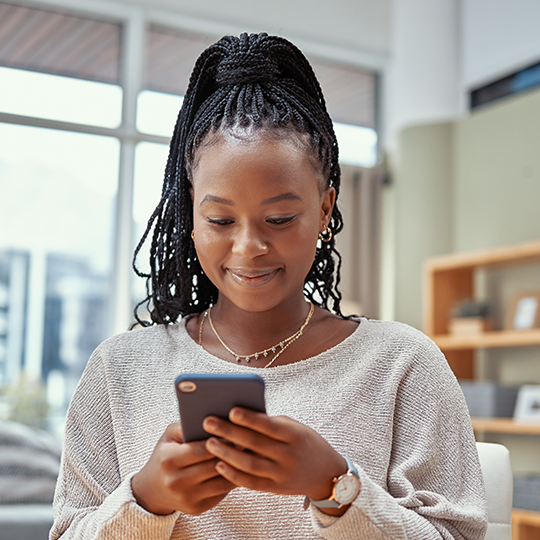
left=200, top=303, right=314, bottom=369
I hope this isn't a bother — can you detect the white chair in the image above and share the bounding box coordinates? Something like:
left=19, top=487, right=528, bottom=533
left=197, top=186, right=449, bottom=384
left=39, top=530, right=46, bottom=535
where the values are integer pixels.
left=476, top=442, right=512, bottom=540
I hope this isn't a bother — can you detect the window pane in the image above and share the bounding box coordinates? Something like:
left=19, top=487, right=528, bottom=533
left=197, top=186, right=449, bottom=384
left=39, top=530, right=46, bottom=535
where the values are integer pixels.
left=0, top=66, right=122, bottom=128
left=334, top=123, right=378, bottom=167
left=132, top=141, right=169, bottom=313
left=310, top=59, right=376, bottom=129
left=137, top=90, right=182, bottom=137
left=0, top=123, right=119, bottom=435
left=146, top=27, right=208, bottom=96
left=0, top=3, right=121, bottom=85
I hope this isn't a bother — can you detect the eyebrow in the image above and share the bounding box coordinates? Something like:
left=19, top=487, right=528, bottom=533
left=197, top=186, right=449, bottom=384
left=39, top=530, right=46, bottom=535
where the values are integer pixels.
left=199, top=194, right=234, bottom=207
left=200, top=192, right=303, bottom=207
left=261, top=192, right=303, bottom=205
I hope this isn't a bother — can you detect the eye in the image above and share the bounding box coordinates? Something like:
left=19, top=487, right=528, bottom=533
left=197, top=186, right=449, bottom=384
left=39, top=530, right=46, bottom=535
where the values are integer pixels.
left=267, top=216, right=296, bottom=225
left=207, top=217, right=234, bottom=225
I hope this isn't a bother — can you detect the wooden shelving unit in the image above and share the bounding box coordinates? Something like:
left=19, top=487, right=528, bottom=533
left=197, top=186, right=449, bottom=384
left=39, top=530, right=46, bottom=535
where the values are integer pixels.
left=472, top=417, right=540, bottom=436
left=512, top=510, right=540, bottom=540
left=433, top=329, right=540, bottom=350
left=424, top=241, right=540, bottom=539
left=423, top=240, right=540, bottom=379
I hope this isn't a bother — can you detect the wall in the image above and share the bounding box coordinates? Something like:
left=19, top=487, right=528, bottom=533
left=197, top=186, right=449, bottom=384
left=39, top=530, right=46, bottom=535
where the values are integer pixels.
left=462, top=0, right=540, bottom=91
left=393, top=123, right=455, bottom=328
left=382, top=0, right=460, bottom=152
left=454, top=89, right=540, bottom=252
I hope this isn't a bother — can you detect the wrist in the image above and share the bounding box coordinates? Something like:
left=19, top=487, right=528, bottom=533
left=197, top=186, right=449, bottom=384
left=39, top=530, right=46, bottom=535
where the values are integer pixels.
left=304, top=457, right=361, bottom=512
left=305, top=456, right=348, bottom=501
left=131, top=472, right=175, bottom=516
left=317, top=504, right=351, bottom=517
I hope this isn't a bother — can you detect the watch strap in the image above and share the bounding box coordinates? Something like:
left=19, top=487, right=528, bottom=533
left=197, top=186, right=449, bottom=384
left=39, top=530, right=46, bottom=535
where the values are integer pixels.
left=305, top=457, right=360, bottom=509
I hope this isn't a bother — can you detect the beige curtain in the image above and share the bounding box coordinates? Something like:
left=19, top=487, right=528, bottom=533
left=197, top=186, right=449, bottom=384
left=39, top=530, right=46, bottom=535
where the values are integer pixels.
left=336, top=164, right=386, bottom=319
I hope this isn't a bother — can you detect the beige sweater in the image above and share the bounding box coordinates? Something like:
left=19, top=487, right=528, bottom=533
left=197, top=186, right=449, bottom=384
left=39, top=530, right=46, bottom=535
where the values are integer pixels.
left=50, top=318, right=487, bottom=540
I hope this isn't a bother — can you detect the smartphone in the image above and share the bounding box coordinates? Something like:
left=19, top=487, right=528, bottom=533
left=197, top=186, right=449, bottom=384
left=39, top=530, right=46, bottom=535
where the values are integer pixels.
left=175, top=373, right=266, bottom=442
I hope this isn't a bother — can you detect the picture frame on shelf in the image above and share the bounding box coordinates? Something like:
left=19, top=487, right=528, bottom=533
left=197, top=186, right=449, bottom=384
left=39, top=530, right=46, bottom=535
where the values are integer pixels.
left=506, top=291, right=540, bottom=331
left=514, top=385, right=540, bottom=422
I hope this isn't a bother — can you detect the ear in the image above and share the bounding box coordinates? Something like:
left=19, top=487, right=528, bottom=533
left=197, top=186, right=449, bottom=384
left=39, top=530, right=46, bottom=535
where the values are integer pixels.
left=319, top=186, right=336, bottom=231
left=189, top=185, right=194, bottom=203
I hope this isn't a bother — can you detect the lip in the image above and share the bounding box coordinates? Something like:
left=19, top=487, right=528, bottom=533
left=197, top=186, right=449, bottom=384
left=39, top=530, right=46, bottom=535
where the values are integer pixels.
left=226, top=268, right=280, bottom=287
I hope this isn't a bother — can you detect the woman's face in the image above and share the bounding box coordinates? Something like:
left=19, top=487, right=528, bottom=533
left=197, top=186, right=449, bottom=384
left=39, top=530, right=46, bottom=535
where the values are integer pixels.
left=191, top=131, right=335, bottom=313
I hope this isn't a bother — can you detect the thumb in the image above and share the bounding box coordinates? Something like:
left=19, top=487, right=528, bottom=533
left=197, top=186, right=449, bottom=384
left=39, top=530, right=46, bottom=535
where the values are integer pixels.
left=163, top=422, right=184, bottom=443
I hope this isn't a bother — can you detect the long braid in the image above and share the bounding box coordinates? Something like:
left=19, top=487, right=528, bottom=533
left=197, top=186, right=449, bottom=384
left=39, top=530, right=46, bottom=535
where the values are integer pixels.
left=133, top=32, right=347, bottom=326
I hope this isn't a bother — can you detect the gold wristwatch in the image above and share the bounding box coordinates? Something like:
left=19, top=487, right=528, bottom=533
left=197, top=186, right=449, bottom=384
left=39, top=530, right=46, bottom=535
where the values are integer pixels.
left=304, top=457, right=361, bottom=509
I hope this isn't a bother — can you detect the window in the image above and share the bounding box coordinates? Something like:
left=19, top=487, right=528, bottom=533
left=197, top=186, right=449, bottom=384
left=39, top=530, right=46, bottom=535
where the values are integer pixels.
left=0, top=4, right=122, bottom=435
left=0, top=6, right=381, bottom=436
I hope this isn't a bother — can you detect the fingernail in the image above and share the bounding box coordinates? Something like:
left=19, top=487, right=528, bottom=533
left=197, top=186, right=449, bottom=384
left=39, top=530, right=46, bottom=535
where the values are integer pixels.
left=216, top=461, right=226, bottom=473
left=204, top=418, right=217, bottom=430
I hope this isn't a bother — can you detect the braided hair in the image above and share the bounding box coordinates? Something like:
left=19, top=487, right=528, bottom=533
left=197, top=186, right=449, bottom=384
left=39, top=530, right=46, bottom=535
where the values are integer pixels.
left=133, top=32, right=346, bottom=326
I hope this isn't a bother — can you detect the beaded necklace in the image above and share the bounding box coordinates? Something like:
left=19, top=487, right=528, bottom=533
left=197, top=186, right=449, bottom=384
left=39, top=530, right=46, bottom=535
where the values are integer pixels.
left=198, top=303, right=314, bottom=369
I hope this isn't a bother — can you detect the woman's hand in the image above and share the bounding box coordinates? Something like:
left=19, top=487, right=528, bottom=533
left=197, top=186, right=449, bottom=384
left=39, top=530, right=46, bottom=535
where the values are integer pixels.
left=203, top=408, right=350, bottom=516
left=131, top=423, right=235, bottom=516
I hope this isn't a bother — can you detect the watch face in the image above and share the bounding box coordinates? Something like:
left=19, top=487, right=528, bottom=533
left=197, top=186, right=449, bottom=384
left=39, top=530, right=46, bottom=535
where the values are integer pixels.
left=335, top=474, right=360, bottom=505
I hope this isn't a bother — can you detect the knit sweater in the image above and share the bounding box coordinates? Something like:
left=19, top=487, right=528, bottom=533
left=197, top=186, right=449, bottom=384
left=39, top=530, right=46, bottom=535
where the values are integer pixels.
left=50, top=318, right=487, bottom=540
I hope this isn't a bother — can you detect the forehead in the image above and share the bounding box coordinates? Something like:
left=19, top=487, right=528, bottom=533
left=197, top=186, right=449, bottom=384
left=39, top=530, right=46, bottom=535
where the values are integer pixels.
left=190, top=131, right=324, bottom=197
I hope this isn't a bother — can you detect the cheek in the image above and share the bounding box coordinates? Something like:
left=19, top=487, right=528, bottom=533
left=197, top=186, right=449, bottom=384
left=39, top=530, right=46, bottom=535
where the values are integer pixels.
left=195, top=231, right=226, bottom=263
left=281, top=222, right=319, bottom=269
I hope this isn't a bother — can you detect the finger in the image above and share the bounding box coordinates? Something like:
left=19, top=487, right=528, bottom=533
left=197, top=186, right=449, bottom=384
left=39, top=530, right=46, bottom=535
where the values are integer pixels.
left=203, top=417, right=281, bottom=458
left=214, top=460, right=274, bottom=493
left=198, top=473, right=236, bottom=498
left=183, top=457, right=231, bottom=484
left=194, top=492, right=232, bottom=515
left=162, top=422, right=185, bottom=443
left=229, top=408, right=294, bottom=442
left=206, top=437, right=274, bottom=479
left=173, top=478, right=234, bottom=516
left=165, top=439, right=216, bottom=468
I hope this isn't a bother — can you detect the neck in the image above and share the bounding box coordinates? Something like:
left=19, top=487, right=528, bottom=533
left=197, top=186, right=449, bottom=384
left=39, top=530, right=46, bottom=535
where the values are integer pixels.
left=208, top=291, right=313, bottom=353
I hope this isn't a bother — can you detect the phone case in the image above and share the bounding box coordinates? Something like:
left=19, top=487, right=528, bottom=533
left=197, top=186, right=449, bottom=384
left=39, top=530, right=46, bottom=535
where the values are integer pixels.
left=175, top=373, right=266, bottom=442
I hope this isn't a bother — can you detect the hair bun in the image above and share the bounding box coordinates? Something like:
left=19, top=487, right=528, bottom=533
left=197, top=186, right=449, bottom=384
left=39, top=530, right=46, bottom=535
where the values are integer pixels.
left=215, top=52, right=280, bottom=86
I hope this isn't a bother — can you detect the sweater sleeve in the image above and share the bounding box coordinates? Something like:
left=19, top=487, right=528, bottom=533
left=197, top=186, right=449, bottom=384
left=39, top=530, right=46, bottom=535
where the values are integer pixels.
left=310, top=333, right=488, bottom=540
left=49, top=347, right=180, bottom=540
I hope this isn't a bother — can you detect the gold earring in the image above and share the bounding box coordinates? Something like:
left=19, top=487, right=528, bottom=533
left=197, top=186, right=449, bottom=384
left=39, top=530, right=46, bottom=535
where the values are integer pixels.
left=318, top=226, right=332, bottom=243
left=191, top=230, right=195, bottom=241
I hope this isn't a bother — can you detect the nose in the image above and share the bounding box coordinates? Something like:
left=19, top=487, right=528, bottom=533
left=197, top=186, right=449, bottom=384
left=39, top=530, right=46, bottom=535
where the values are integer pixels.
left=231, top=222, right=269, bottom=259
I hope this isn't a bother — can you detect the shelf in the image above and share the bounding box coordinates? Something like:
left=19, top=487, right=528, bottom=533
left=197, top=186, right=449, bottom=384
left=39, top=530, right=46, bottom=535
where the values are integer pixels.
left=424, top=244, right=540, bottom=539
left=432, top=329, right=540, bottom=350
left=472, top=417, right=540, bottom=435
left=513, top=508, right=540, bottom=526
left=425, top=240, right=540, bottom=272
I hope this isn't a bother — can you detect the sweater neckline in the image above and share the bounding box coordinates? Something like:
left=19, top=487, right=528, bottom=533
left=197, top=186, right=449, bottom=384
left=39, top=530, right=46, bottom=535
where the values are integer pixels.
left=178, top=315, right=366, bottom=373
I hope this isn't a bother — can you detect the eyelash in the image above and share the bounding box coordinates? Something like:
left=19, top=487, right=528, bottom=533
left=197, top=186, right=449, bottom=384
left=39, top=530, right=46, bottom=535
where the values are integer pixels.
left=207, top=218, right=234, bottom=226
left=206, top=216, right=296, bottom=226
left=266, top=216, right=295, bottom=225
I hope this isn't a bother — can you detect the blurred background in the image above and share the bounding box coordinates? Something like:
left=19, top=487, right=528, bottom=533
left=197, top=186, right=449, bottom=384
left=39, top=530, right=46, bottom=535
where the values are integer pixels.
left=0, top=0, right=539, bottom=537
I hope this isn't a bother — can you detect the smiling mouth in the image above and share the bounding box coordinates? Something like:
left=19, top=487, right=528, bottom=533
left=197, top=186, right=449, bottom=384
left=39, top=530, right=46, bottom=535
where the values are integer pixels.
left=227, top=268, right=280, bottom=287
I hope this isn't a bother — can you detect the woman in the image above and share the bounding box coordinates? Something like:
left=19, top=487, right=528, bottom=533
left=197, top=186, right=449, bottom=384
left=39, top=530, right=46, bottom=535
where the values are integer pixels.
left=50, top=33, right=487, bottom=539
